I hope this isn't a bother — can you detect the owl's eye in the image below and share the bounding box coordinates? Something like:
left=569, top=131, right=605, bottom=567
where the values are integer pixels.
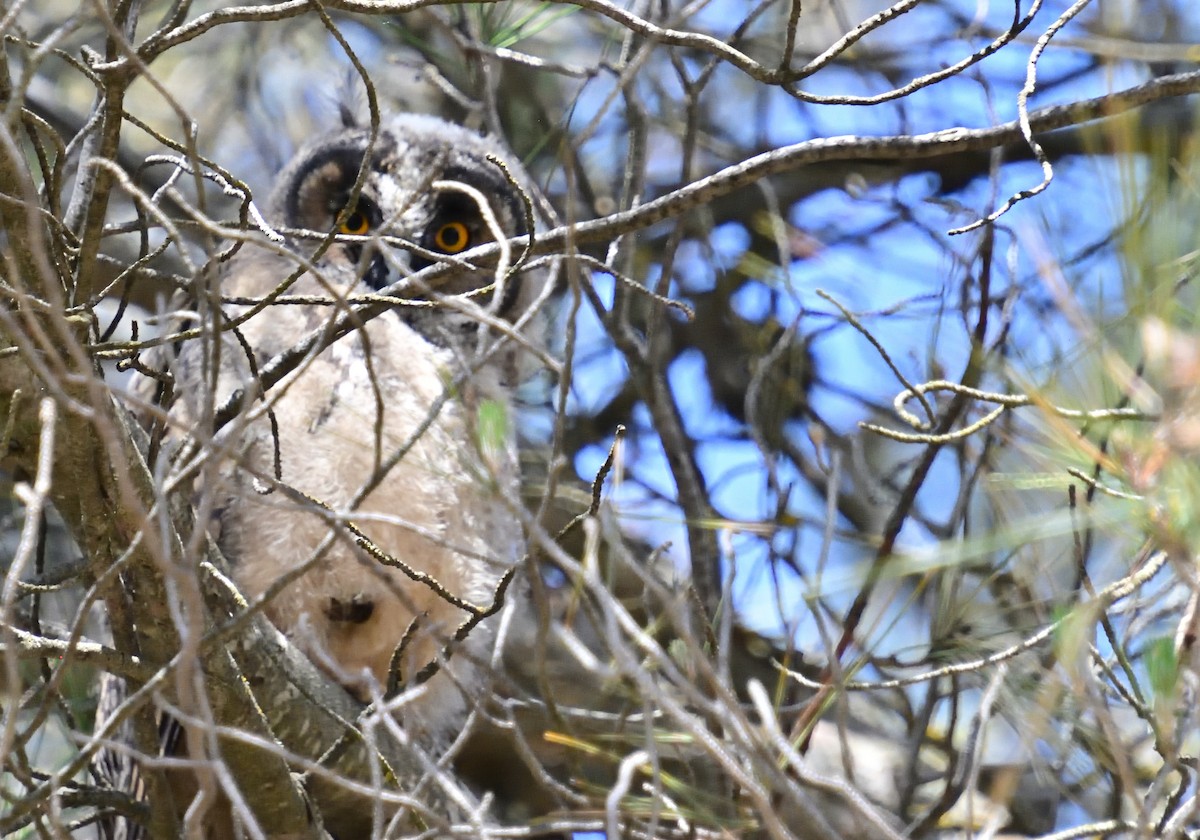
left=339, top=209, right=371, bottom=236
left=333, top=195, right=378, bottom=236
left=432, top=221, right=470, bottom=253
left=339, top=210, right=370, bottom=236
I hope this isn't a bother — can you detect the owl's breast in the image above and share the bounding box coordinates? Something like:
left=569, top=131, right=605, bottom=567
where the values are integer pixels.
left=221, top=307, right=521, bottom=717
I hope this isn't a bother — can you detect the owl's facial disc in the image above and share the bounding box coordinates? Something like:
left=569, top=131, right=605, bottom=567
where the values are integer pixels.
left=274, top=118, right=541, bottom=339
left=362, top=173, right=527, bottom=319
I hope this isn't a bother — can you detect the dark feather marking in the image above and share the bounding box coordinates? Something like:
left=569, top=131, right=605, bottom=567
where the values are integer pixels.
left=327, top=596, right=375, bottom=624
left=309, top=391, right=338, bottom=433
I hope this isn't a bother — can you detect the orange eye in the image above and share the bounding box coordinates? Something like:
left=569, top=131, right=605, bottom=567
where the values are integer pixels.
left=339, top=210, right=370, bottom=236
left=433, top=221, right=470, bottom=253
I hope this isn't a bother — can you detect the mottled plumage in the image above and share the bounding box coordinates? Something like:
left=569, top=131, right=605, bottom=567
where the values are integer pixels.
left=95, top=113, right=553, bottom=838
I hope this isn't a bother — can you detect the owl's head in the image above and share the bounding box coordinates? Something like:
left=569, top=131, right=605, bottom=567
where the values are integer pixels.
left=265, top=113, right=554, bottom=351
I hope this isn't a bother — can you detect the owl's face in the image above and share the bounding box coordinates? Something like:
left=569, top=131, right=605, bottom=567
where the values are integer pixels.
left=266, top=114, right=547, bottom=345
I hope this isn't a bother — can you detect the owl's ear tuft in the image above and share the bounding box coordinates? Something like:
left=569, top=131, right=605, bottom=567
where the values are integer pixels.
left=331, top=66, right=366, bottom=129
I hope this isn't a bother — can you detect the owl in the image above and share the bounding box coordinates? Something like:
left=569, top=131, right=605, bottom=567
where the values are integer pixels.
left=174, top=113, right=550, bottom=732
left=96, top=112, right=554, bottom=837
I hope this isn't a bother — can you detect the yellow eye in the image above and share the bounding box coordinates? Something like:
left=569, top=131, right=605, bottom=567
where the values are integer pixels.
left=433, top=221, right=470, bottom=253
left=339, top=210, right=370, bottom=236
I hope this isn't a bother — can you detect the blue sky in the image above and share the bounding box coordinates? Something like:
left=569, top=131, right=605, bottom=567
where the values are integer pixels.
left=597, top=0, right=1167, bottom=584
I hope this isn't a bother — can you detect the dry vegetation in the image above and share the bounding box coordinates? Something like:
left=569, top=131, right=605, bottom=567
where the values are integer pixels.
left=3, top=1, right=1200, bottom=838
